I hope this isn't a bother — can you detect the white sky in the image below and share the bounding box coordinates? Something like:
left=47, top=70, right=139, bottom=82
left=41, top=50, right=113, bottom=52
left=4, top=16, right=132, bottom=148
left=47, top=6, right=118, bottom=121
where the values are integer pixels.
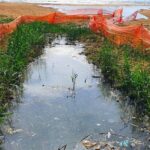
left=0, top=0, right=149, bottom=4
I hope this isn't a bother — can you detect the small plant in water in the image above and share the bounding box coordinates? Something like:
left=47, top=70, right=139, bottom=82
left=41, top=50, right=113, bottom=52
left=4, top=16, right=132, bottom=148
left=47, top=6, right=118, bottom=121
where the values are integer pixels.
left=69, top=71, right=78, bottom=98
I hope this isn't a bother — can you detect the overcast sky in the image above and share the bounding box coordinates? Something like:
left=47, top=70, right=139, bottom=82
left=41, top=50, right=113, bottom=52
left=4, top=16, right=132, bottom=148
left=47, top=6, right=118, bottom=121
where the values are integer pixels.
left=0, top=0, right=149, bottom=4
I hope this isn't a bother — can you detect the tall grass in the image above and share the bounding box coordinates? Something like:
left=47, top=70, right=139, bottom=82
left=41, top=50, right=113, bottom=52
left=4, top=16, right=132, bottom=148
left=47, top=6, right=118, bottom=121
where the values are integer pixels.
left=95, top=39, right=150, bottom=114
left=0, top=22, right=92, bottom=122
left=98, top=40, right=119, bottom=84
left=0, top=21, right=149, bottom=122
left=0, top=17, right=13, bottom=23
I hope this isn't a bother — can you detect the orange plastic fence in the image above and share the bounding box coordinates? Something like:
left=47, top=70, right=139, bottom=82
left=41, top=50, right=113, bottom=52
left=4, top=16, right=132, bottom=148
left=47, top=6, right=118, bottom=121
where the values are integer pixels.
left=53, top=13, right=90, bottom=23
left=0, top=16, right=21, bottom=38
left=0, top=9, right=150, bottom=50
left=109, top=8, right=123, bottom=24
left=89, top=14, right=150, bottom=49
left=0, top=12, right=90, bottom=38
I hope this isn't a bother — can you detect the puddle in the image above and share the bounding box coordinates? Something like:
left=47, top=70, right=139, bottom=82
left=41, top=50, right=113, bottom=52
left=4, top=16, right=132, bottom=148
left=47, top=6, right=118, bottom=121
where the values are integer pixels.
left=1, top=37, right=149, bottom=150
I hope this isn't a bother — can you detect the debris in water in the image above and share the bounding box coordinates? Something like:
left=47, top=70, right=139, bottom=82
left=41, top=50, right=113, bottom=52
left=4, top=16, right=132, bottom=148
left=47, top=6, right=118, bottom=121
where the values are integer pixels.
left=107, top=132, right=111, bottom=139
left=5, top=127, right=23, bottom=135
left=119, top=140, right=129, bottom=147
left=58, top=144, right=67, bottom=150
left=0, top=136, right=5, bottom=144
left=96, top=123, right=101, bottom=126
left=67, top=72, right=78, bottom=98
left=79, top=132, right=145, bottom=150
left=130, top=142, right=136, bottom=148
left=54, top=117, right=60, bottom=121
left=82, top=140, right=116, bottom=149
left=92, top=75, right=101, bottom=78
left=82, top=140, right=97, bottom=149
left=31, top=132, right=37, bottom=137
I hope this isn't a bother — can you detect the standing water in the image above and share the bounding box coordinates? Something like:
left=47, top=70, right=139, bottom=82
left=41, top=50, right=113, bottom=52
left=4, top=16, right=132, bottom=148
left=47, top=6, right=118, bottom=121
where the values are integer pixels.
left=1, top=37, right=149, bottom=150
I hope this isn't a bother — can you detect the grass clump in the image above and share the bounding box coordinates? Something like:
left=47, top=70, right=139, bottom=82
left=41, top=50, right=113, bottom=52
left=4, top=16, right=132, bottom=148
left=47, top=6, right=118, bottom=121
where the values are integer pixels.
left=91, top=39, right=150, bottom=115
left=0, top=17, right=13, bottom=23
left=98, top=40, right=119, bottom=84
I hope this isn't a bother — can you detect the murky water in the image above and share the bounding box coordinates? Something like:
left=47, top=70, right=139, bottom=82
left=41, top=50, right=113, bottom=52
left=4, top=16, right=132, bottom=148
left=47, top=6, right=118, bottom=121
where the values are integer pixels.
left=1, top=37, right=149, bottom=150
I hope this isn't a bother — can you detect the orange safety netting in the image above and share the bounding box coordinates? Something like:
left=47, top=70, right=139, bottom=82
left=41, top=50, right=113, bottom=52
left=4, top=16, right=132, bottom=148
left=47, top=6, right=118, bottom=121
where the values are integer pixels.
left=89, top=14, right=150, bottom=49
left=0, top=12, right=90, bottom=38
left=109, top=8, right=123, bottom=24
left=19, top=12, right=89, bottom=24
left=0, top=17, right=21, bottom=38
left=53, top=12, right=90, bottom=24
left=0, top=9, right=150, bottom=50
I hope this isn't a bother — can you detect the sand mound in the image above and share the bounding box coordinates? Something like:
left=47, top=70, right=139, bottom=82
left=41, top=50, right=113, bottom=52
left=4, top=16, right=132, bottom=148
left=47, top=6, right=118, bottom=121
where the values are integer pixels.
left=0, top=2, right=55, bottom=18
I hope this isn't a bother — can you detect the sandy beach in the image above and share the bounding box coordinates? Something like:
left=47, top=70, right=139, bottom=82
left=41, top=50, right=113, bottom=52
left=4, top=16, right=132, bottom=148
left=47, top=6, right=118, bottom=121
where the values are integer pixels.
left=139, top=9, right=150, bottom=18
left=0, top=2, right=55, bottom=18
left=0, top=2, right=150, bottom=18
left=0, top=2, right=150, bottom=29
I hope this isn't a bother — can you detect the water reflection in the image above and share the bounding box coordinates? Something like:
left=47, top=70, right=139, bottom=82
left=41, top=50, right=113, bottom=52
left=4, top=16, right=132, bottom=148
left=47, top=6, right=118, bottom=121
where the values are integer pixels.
left=1, top=37, right=149, bottom=150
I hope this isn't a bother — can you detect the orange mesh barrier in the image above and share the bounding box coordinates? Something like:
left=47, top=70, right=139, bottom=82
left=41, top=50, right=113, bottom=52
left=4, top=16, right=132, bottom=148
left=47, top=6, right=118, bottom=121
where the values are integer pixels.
left=53, top=12, right=90, bottom=23
left=109, top=8, right=123, bottom=24
left=0, top=16, right=21, bottom=38
left=20, top=12, right=60, bottom=24
left=0, top=12, right=90, bottom=38
left=89, top=14, right=150, bottom=49
left=0, top=9, right=150, bottom=50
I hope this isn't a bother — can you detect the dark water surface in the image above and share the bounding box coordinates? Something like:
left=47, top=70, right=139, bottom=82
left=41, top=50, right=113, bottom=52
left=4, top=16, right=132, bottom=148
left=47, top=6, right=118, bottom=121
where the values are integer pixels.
left=1, top=37, right=149, bottom=150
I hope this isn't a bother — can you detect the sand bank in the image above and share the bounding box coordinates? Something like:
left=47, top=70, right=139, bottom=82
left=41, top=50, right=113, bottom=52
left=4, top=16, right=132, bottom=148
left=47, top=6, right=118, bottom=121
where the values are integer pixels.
left=139, top=9, right=150, bottom=18
left=0, top=2, right=55, bottom=18
left=0, top=2, right=150, bottom=30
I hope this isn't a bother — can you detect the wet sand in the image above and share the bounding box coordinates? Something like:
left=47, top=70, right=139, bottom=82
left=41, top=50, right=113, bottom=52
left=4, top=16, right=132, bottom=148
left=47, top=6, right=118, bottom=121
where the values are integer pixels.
left=0, top=2, right=55, bottom=18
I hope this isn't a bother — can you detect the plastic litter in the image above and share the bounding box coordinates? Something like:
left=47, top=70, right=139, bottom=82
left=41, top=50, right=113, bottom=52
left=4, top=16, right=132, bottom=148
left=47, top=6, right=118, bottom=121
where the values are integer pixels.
left=119, top=140, right=129, bottom=147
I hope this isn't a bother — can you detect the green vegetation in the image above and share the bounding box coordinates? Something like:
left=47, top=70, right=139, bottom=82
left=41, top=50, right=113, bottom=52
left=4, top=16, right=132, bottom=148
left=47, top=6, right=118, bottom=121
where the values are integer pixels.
left=0, top=17, right=13, bottom=23
left=86, top=39, right=150, bottom=115
left=0, top=22, right=93, bottom=122
left=0, top=21, right=149, bottom=123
